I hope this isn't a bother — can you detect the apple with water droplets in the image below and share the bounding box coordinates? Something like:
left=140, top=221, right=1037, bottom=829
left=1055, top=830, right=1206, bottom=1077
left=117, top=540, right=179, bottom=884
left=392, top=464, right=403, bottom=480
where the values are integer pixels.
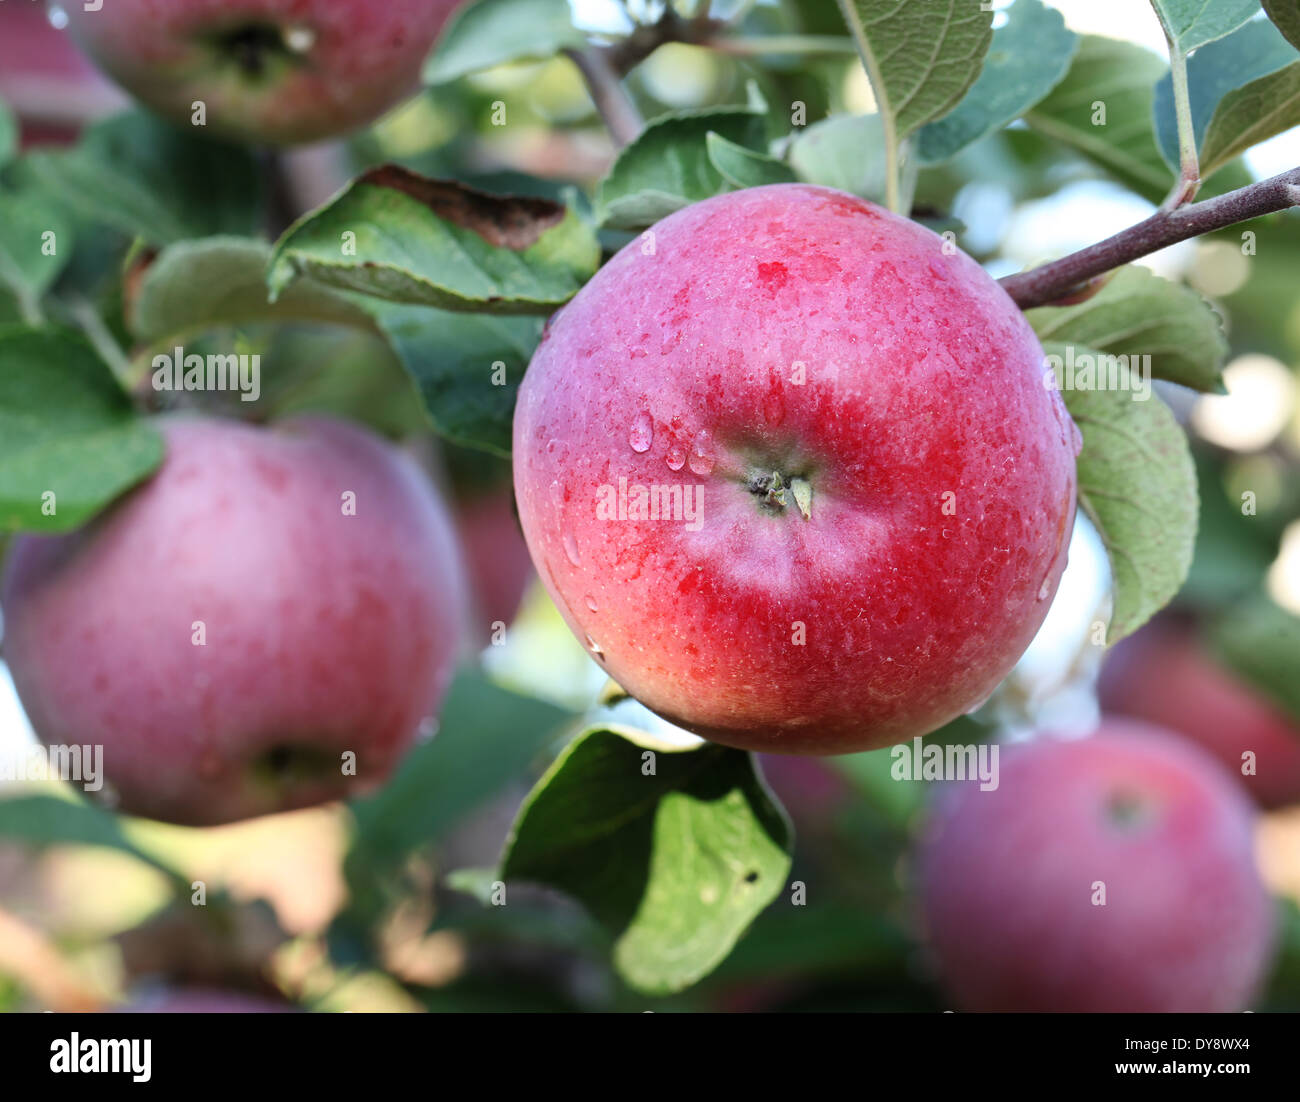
left=59, top=0, right=462, bottom=145
left=1, top=415, right=465, bottom=825
left=513, top=184, right=1080, bottom=754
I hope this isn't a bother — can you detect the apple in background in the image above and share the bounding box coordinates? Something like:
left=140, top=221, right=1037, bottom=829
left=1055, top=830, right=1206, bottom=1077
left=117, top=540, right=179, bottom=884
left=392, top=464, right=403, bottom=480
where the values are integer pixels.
left=1, top=415, right=465, bottom=826
left=59, top=0, right=462, bottom=146
left=1099, top=615, right=1300, bottom=809
left=0, top=2, right=124, bottom=145
left=913, top=721, right=1276, bottom=1012
left=513, top=183, right=1079, bottom=755
left=455, top=490, right=535, bottom=639
left=118, top=988, right=295, bottom=1013
left=758, top=754, right=849, bottom=834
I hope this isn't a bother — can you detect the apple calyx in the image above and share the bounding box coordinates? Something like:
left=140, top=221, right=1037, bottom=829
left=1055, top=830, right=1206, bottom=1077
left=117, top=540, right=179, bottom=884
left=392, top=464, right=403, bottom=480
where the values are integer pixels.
left=746, top=469, right=813, bottom=519
left=210, top=23, right=315, bottom=78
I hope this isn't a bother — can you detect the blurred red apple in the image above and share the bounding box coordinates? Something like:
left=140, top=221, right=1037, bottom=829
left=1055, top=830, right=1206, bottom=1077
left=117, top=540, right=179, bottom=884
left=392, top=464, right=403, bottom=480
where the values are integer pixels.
left=456, top=490, right=535, bottom=637
left=60, top=0, right=461, bottom=145
left=2, top=415, right=465, bottom=825
left=119, top=987, right=294, bottom=1013
left=1099, top=615, right=1300, bottom=809
left=914, top=721, right=1276, bottom=1011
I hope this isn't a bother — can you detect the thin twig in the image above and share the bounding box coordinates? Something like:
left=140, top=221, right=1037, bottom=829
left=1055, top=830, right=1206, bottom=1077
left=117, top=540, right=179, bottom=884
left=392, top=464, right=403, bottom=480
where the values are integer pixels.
left=568, top=7, right=730, bottom=147
left=565, top=47, right=645, bottom=148
left=1000, top=167, right=1300, bottom=309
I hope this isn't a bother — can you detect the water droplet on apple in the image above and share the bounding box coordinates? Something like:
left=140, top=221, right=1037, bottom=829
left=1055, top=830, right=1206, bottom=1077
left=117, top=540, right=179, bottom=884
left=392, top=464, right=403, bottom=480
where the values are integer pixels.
left=585, top=595, right=599, bottom=612
left=666, top=444, right=686, bottom=471
left=562, top=531, right=582, bottom=566
left=546, top=438, right=558, bottom=454
left=629, top=413, right=653, bottom=453
left=1037, top=577, right=1052, bottom=601
left=47, top=6, right=69, bottom=30
left=549, top=478, right=564, bottom=508
left=688, top=430, right=715, bottom=475
left=584, top=633, right=605, bottom=660
left=416, top=716, right=439, bottom=742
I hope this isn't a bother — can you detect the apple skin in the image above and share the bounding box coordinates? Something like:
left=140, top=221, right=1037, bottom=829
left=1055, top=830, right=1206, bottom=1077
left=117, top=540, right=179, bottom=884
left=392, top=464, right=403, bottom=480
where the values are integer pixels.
left=913, top=721, right=1276, bottom=1012
left=1, top=415, right=464, bottom=826
left=60, top=0, right=461, bottom=146
left=513, top=184, right=1079, bottom=754
left=1098, top=616, right=1300, bottom=809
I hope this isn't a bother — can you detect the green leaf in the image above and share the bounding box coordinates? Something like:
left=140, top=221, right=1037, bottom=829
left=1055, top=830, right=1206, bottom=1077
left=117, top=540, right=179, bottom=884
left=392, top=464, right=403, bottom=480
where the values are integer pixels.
left=917, top=0, right=1078, bottom=164
left=0, top=326, right=163, bottom=532
left=0, top=188, right=75, bottom=320
left=788, top=113, right=889, bottom=199
left=346, top=668, right=572, bottom=880
left=1149, top=0, right=1261, bottom=53
left=333, top=668, right=572, bottom=959
left=1154, top=18, right=1299, bottom=172
left=833, top=0, right=993, bottom=140
left=705, top=131, right=796, bottom=189
left=0, top=793, right=179, bottom=877
left=24, top=112, right=262, bottom=245
left=0, top=101, right=15, bottom=169
left=1264, top=0, right=1300, bottom=48
left=1025, top=267, right=1227, bottom=393
left=595, top=106, right=766, bottom=230
left=423, top=0, right=587, bottom=84
left=372, top=302, right=542, bottom=456
left=501, top=726, right=793, bottom=995
left=127, top=238, right=429, bottom=437
left=1024, top=36, right=1172, bottom=203
left=1211, top=596, right=1300, bottom=725
left=268, top=166, right=598, bottom=315
left=1200, top=57, right=1300, bottom=175
left=1042, top=341, right=1198, bottom=642
left=128, top=236, right=382, bottom=344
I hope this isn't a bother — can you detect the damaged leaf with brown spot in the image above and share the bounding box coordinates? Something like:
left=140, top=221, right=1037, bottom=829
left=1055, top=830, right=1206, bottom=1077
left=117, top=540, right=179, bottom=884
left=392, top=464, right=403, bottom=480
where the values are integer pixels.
left=266, top=165, right=600, bottom=315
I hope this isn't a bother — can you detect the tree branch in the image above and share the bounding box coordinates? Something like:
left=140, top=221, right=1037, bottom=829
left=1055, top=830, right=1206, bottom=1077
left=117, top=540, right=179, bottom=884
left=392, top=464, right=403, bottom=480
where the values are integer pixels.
left=568, top=8, right=729, bottom=147
left=565, top=46, right=644, bottom=148
left=1000, top=167, right=1300, bottom=309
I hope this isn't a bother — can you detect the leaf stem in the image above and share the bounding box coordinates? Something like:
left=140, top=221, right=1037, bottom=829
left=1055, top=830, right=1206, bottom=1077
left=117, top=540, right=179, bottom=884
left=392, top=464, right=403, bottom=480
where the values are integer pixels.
left=833, top=0, right=904, bottom=214
left=1163, top=41, right=1201, bottom=209
left=1000, top=166, right=1300, bottom=309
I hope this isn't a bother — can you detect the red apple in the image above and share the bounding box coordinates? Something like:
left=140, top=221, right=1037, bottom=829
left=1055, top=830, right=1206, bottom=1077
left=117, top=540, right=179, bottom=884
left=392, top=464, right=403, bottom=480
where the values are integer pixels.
left=59, top=0, right=461, bottom=146
left=1, top=415, right=465, bottom=826
left=513, top=184, right=1079, bottom=754
left=913, top=721, right=1276, bottom=1011
left=1099, top=615, right=1300, bottom=809
left=455, top=490, right=535, bottom=636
